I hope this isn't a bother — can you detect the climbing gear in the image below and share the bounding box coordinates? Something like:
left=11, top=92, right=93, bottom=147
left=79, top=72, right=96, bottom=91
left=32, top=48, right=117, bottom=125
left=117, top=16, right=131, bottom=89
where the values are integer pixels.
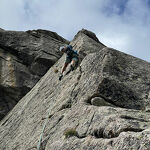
left=37, top=107, right=52, bottom=150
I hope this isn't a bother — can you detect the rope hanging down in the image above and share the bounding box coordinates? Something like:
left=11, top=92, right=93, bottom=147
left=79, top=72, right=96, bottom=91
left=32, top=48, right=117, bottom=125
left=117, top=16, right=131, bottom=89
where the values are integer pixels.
left=37, top=107, right=52, bottom=150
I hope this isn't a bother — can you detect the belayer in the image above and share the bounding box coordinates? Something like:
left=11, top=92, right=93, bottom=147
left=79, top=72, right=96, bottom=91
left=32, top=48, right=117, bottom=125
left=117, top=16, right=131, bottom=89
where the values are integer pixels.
left=59, top=45, right=79, bottom=80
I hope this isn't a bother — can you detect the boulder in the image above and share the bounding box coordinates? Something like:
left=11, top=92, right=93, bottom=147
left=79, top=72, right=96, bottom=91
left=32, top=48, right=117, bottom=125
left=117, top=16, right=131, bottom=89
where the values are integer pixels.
left=91, top=97, right=115, bottom=107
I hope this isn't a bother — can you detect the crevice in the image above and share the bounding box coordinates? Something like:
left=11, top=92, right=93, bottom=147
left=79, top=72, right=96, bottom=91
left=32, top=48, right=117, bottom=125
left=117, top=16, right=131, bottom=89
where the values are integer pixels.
left=0, top=45, right=19, bottom=57
left=74, top=112, right=96, bottom=139
left=70, top=82, right=79, bottom=98
left=91, top=127, right=144, bottom=139
left=12, top=58, right=23, bottom=64
left=85, top=89, right=141, bottom=110
left=77, top=65, right=83, bottom=81
left=42, top=114, right=54, bottom=120
left=58, top=100, right=72, bottom=111
left=42, top=50, right=61, bottom=59
left=119, top=127, right=144, bottom=133
left=1, top=69, right=15, bottom=79
left=92, top=128, right=105, bottom=138
left=1, top=112, right=12, bottom=125
left=120, top=115, right=149, bottom=122
left=0, top=45, right=34, bottom=66
left=48, top=115, right=64, bottom=131
left=85, top=112, right=96, bottom=135
left=65, top=65, right=83, bottom=108
left=0, top=56, right=7, bottom=61
left=102, top=53, right=108, bottom=62
left=0, top=51, right=25, bottom=65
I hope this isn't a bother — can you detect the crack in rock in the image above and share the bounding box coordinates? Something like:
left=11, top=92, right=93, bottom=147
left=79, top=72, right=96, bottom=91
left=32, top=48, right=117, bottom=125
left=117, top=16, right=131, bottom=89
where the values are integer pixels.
left=58, top=66, right=83, bottom=112
left=83, top=111, right=96, bottom=138
left=92, top=127, right=144, bottom=139
left=120, top=115, right=149, bottom=122
left=70, top=65, right=83, bottom=97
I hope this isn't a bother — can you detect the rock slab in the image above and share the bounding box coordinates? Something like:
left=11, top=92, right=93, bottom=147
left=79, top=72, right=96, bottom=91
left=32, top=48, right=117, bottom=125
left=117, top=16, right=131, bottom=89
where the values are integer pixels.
left=0, top=29, right=69, bottom=120
left=0, top=29, right=150, bottom=150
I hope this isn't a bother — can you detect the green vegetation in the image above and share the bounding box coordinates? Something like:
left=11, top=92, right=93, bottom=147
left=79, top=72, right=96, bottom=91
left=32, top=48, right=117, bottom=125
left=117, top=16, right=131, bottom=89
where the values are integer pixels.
left=64, top=128, right=78, bottom=138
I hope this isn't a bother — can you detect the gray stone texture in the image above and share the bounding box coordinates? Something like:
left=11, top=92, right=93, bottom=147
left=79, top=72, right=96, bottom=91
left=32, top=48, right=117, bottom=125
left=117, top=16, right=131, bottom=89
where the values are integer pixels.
left=0, top=29, right=150, bottom=150
left=0, top=29, right=69, bottom=120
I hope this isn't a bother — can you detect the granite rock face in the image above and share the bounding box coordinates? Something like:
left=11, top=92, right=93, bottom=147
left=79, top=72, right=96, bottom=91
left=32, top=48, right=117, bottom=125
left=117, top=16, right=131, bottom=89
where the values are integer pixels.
left=0, top=29, right=69, bottom=120
left=0, top=29, right=150, bottom=150
left=0, top=28, right=4, bottom=31
left=71, top=29, right=105, bottom=56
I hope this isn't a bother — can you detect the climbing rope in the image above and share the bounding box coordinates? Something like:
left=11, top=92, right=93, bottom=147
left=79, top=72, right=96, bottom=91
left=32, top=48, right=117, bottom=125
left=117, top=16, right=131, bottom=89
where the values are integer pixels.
left=37, top=107, right=52, bottom=150
left=36, top=65, right=81, bottom=150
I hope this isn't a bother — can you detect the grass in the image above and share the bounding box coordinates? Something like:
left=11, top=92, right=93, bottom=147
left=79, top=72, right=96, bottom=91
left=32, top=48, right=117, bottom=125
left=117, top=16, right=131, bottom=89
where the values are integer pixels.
left=64, top=128, right=78, bottom=138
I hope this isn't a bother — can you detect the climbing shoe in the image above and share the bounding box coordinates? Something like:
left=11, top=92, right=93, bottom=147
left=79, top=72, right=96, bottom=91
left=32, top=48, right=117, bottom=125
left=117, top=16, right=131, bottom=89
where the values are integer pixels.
left=70, top=65, right=74, bottom=71
left=59, top=74, right=63, bottom=81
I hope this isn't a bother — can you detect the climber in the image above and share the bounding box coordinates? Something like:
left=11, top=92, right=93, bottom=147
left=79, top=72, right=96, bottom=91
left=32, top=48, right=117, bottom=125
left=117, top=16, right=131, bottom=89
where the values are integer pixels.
left=59, top=45, right=79, bottom=81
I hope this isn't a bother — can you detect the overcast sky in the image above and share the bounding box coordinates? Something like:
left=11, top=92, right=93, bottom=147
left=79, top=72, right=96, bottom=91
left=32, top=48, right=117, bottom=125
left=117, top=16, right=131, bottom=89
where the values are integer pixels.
left=0, top=0, right=150, bottom=62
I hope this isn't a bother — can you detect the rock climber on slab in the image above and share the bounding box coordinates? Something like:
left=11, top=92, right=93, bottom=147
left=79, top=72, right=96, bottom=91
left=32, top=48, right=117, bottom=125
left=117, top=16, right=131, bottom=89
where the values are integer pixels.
left=59, top=45, right=79, bottom=81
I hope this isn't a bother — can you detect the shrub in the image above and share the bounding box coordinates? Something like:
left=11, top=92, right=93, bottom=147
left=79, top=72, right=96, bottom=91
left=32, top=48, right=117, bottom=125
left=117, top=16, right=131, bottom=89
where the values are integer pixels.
left=64, top=128, right=78, bottom=138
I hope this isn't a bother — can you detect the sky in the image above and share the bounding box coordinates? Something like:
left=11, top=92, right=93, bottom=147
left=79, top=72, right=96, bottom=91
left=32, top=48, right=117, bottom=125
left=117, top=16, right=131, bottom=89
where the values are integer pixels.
left=0, top=0, right=150, bottom=62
